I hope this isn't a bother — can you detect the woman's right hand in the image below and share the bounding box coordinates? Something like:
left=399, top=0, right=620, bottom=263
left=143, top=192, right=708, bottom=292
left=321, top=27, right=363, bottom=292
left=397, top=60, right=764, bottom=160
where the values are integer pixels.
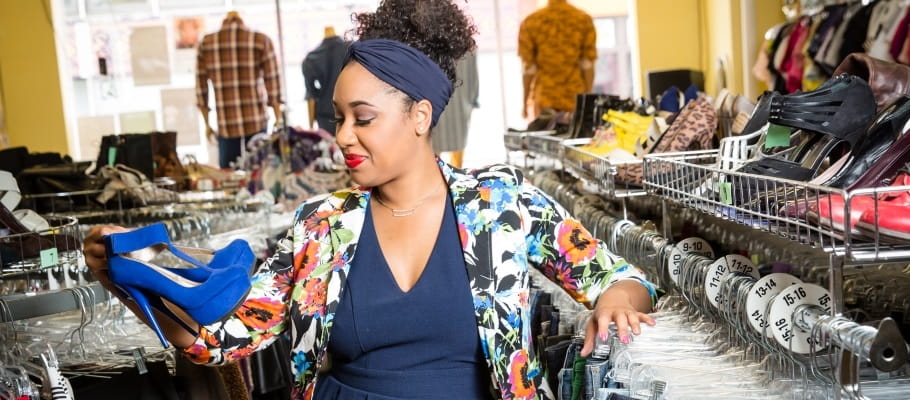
left=82, top=225, right=201, bottom=348
left=82, top=225, right=130, bottom=289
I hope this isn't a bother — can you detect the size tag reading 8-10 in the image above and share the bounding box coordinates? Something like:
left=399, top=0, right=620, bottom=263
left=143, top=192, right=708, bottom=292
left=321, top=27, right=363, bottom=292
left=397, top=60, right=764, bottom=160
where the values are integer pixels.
left=745, top=273, right=802, bottom=337
left=704, top=254, right=759, bottom=308
left=768, top=283, right=832, bottom=354
left=668, top=237, right=715, bottom=287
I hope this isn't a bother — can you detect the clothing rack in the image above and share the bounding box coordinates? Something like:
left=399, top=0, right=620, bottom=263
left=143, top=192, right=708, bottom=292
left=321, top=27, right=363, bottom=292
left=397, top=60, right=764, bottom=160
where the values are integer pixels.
left=520, top=138, right=910, bottom=397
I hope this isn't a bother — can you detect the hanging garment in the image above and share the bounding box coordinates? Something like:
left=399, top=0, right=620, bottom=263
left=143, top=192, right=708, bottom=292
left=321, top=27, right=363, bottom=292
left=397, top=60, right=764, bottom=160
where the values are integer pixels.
left=814, top=5, right=852, bottom=74
left=820, top=3, right=864, bottom=72
left=868, top=2, right=909, bottom=61
left=302, top=36, right=349, bottom=134
left=780, top=17, right=811, bottom=93
left=431, top=52, right=479, bottom=153
left=196, top=15, right=282, bottom=138
left=807, top=4, right=849, bottom=61
left=518, top=0, right=597, bottom=112
left=770, top=23, right=796, bottom=93
left=837, top=0, right=879, bottom=63
left=890, top=7, right=910, bottom=60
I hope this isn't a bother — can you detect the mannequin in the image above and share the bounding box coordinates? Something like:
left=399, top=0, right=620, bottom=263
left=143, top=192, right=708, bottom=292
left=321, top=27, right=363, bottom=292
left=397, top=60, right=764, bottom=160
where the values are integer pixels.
left=196, top=10, right=284, bottom=168
left=302, top=25, right=348, bottom=134
left=432, top=53, right=479, bottom=168
left=518, top=0, right=596, bottom=120
left=307, top=26, right=337, bottom=130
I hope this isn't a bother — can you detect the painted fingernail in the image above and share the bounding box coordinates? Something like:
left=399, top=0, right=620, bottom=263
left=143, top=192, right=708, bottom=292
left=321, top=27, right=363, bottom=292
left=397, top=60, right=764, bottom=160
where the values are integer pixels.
left=621, top=335, right=630, bottom=345
left=599, top=332, right=608, bottom=341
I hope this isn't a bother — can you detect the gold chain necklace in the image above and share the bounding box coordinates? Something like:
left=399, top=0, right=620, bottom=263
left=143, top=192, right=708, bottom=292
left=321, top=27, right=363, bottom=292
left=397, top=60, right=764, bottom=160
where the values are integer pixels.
left=373, top=184, right=444, bottom=217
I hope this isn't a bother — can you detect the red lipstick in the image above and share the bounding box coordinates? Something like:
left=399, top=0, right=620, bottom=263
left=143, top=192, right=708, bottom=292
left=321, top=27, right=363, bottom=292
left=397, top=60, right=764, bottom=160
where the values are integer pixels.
left=344, top=154, right=366, bottom=169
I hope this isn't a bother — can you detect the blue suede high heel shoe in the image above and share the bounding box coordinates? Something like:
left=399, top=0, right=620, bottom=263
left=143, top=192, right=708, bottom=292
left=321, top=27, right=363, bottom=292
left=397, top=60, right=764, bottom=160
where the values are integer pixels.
left=104, top=224, right=254, bottom=348
left=105, top=222, right=256, bottom=281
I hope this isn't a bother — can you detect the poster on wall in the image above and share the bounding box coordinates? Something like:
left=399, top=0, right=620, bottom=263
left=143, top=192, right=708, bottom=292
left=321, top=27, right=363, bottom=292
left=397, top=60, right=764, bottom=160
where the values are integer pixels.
left=119, top=111, right=157, bottom=133
left=76, top=115, right=115, bottom=162
left=130, top=25, right=171, bottom=86
left=161, top=88, right=202, bottom=146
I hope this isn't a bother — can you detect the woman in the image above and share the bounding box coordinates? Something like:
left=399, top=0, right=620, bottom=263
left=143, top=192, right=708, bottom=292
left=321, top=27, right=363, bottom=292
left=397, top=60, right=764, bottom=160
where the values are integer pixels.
left=83, top=1, right=657, bottom=398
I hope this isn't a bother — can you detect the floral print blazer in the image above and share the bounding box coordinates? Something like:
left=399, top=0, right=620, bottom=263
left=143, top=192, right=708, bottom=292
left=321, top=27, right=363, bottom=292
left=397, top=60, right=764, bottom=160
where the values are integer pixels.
left=183, top=161, right=657, bottom=399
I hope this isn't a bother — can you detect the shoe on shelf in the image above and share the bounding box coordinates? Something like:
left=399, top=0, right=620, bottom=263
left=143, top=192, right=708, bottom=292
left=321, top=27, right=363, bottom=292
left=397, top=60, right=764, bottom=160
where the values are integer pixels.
left=855, top=170, right=910, bottom=243
left=824, top=96, right=910, bottom=188
left=807, top=171, right=910, bottom=239
left=753, top=95, right=910, bottom=219
left=833, top=52, right=910, bottom=112
left=0, top=171, right=78, bottom=264
left=738, top=74, right=876, bottom=182
left=104, top=223, right=254, bottom=347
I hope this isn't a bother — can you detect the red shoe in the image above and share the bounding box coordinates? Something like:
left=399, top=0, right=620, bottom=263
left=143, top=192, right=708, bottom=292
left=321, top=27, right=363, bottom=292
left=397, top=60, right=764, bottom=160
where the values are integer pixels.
left=805, top=194, right=875, bottom=238
left=855, top=173, right=910, bottom=243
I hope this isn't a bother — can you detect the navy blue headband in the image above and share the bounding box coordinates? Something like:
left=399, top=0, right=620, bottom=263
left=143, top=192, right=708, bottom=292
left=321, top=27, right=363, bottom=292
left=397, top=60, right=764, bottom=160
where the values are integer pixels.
left=345, top=39, right=453, bottom=126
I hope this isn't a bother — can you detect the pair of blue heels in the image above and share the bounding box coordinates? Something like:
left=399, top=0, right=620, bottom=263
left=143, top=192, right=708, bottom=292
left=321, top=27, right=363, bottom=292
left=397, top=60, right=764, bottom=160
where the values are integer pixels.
left=103, top=223, right=255, bottom=348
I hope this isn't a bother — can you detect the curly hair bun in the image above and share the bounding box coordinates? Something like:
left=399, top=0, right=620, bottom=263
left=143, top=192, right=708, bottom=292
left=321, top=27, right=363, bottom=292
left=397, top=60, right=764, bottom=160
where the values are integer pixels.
left=353, top=0, right=477, bottom=85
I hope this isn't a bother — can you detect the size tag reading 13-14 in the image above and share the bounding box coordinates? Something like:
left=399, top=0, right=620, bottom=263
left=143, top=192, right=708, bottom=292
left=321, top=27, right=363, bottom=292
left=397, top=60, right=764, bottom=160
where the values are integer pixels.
left=745, top=273, right=802, bottom=337
left=668, top=237, right=715, bottom=287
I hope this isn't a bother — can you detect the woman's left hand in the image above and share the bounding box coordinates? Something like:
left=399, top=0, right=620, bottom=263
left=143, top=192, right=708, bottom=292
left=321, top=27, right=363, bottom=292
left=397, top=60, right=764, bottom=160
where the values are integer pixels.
left=580, top=280, right=655, bottom=357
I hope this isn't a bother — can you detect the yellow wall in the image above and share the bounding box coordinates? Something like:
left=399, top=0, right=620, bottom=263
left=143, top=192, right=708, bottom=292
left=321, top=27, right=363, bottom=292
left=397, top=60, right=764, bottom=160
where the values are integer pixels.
left=632, top=0, right=703, bottom=96
left=632, top=0, right=784, bottom=99
left=0, top=0, right=69, bottom=155
left=701, top=0, right=744, bottom=96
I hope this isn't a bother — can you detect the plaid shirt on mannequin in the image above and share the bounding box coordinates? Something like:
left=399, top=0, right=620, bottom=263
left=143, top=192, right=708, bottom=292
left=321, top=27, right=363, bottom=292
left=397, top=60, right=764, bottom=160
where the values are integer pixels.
left=196, top=15, right=282, bottom=138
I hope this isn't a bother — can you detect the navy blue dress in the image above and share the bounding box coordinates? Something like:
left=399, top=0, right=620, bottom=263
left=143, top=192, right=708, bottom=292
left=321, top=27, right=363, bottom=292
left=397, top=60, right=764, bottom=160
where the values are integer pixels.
left=313, top=195, right=492, bottom=400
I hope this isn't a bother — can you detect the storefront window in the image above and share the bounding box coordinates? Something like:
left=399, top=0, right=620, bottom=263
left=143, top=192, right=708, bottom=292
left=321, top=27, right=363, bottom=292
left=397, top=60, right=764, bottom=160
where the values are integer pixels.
left=53, top=0, right=632, bottom=167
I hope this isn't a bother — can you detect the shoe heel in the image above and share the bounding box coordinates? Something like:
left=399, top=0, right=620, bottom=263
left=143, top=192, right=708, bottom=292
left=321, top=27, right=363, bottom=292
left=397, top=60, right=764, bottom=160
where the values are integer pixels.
left=121, top=285, right=170, bottom=348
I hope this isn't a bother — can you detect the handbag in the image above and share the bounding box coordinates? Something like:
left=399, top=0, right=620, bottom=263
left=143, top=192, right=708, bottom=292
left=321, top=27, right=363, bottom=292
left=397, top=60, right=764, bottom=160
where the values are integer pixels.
left=150, top=131, right=188, bottom=189
left=92, top=133, right=155, bottom=180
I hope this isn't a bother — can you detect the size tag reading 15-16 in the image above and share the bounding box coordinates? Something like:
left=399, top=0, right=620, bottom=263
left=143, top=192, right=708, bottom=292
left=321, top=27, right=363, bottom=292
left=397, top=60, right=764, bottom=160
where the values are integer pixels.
left=768, top=283, right=832, bottom=354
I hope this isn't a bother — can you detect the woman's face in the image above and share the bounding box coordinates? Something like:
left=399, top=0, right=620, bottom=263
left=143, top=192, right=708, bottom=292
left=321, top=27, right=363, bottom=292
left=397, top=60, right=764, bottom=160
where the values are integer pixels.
left=333, top=62, right=431, bottom=187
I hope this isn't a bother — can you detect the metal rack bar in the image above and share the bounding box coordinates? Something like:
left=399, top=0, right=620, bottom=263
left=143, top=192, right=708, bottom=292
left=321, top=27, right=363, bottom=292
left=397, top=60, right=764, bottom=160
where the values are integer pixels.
left=794, top=305, right=908, bottom=372
left=0, top=283, right=108, bottom=322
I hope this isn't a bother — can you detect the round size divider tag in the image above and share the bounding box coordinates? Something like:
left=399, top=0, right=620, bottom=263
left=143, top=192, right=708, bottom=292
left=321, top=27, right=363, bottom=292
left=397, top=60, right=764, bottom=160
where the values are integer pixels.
left=668, top=237, right=715, bottom=287
left=705, top=254, right=759, bottom=308
left=745, top=273, right=802, bottom=337
left=768, top=283, right=832, bottom=354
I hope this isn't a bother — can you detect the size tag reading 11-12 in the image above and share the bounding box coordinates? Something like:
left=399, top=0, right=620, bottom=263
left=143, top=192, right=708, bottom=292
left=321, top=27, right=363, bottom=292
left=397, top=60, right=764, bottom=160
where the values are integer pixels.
left=705, top=254, right=759, bottom=308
